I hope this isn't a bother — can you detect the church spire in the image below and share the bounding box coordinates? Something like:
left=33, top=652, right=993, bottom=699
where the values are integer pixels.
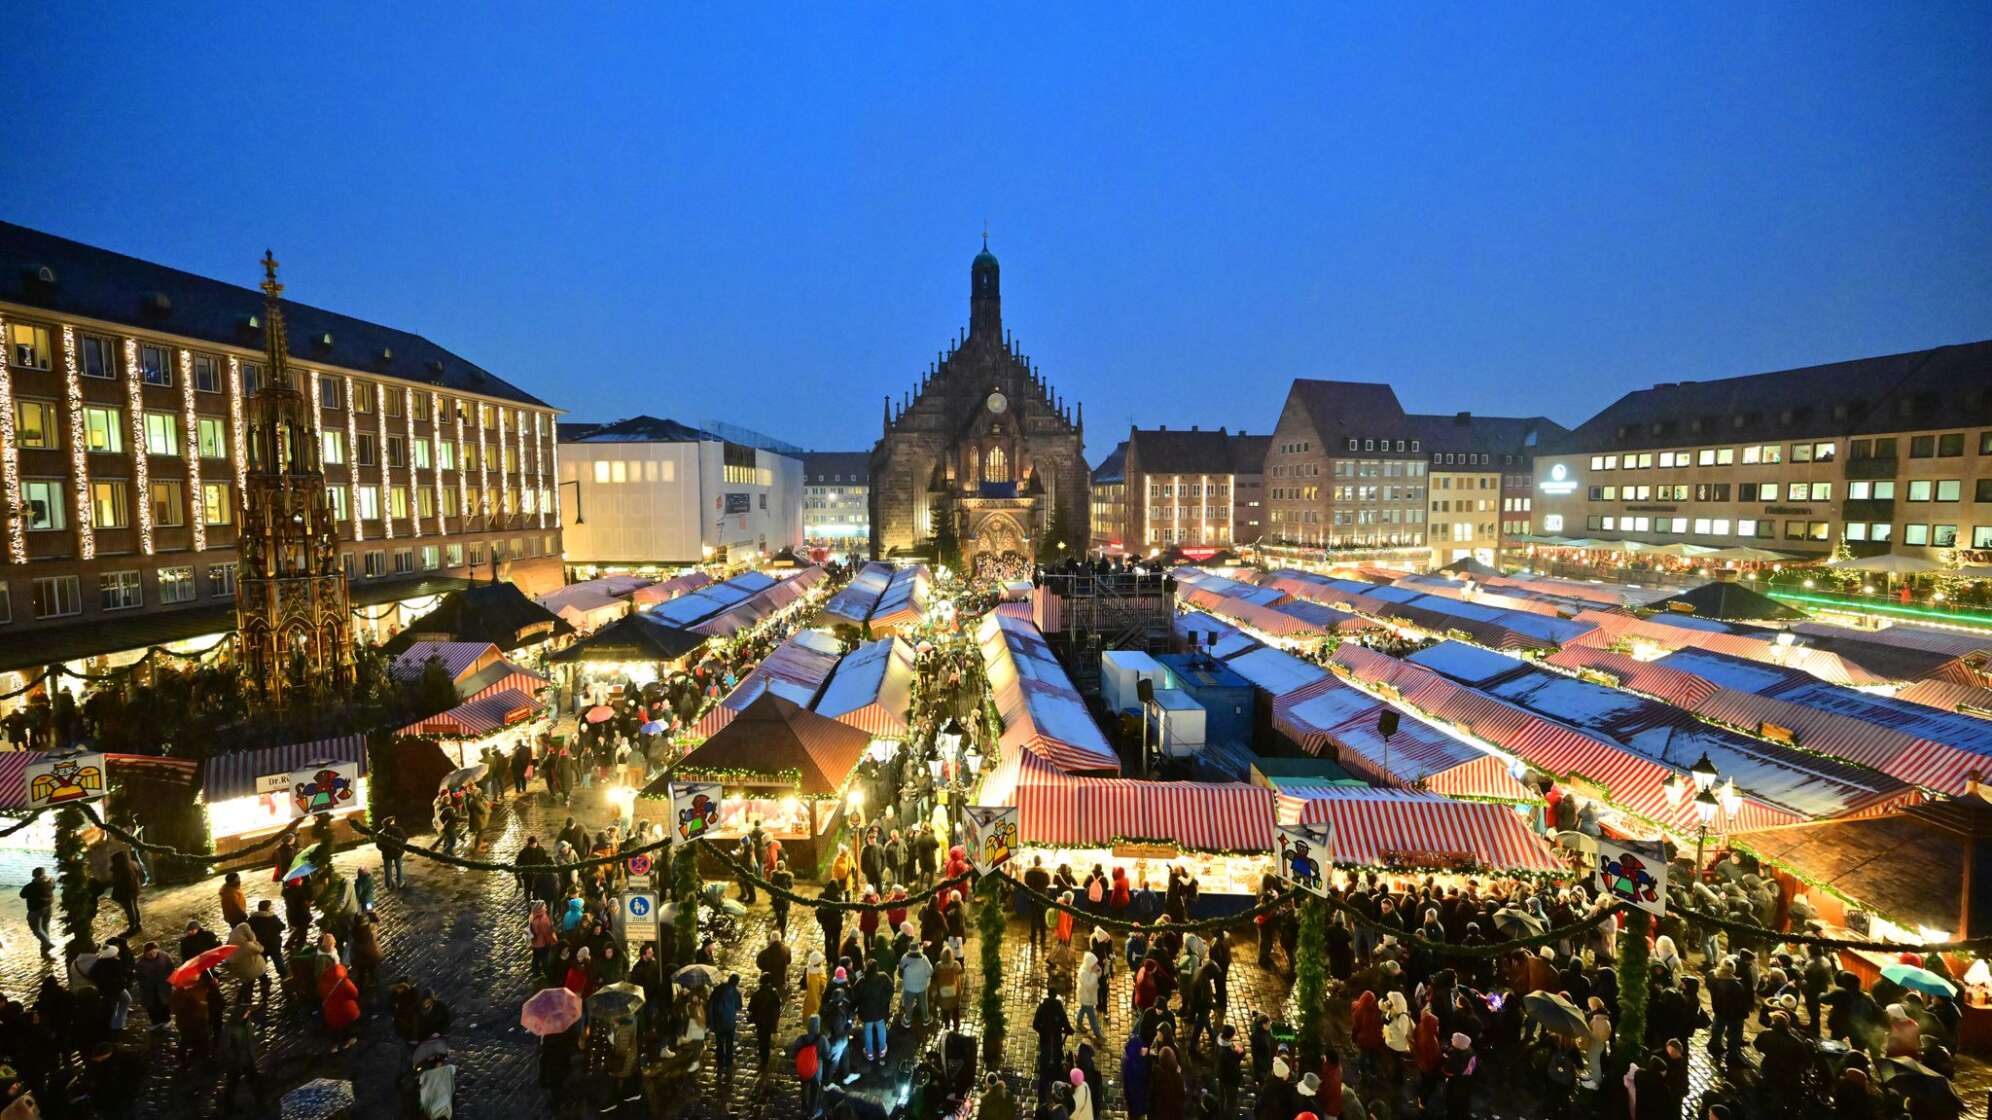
left=969, top=235, right=1000, bottom=340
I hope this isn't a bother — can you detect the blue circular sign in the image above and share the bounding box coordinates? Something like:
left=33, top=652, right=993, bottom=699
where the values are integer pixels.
left=627, top=896, right=651, bottom=917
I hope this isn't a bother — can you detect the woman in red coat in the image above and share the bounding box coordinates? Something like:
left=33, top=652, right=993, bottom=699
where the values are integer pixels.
left=1414, top=1006, right=1444, bottom=1094
left=1350, top=990, right=1386, bottom=1081
left=1109, top=867, right=1131, bottom=916
left=314, top=934, right=361, bottom=1050
left=564, top=946, right=595, bottom=998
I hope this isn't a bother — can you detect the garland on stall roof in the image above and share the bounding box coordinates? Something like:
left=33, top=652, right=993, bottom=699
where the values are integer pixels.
left=1671, top=897, right=1992, bottom=955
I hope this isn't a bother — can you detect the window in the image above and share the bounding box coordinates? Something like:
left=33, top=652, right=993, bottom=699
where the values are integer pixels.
left=393, top=549, right=413, bottom=574
left=1981, top=432, right=1992, bottom=456
left=1978, top=479, right=1992, bottom=503
left=193, top=354, right=221, bottom=393
left=355, top=486, right=380, bottom=520
left=90, top=481, right=127, bottom=528
left=1849, top=481, right=1870, bottom=500
left=593, top=460, right=611, bottom=484
left=1785, top=520, right=1809, bottom=540
left=1695, top=483, right=1730, bottom=502
left=355, top=433, right=375, bottom=466
left=341, top=552, right=358, bottom=580
left=441, top=489, right=459, bottom=517
left=1872, top=480, right=1896, bottom=500
left=158, top=565, right=196, bottom=604
left=437, top=440, right=456, bottom=469
left=363, top=550, right=386, bottom=577
left=388, top=487, right=408, bottom=519
left=207, top=562, right=237, bottom=598
left=32, top=576, right=81, bottom=619
left=8, top=322, right=53, bottom=368
left=1937, top=479, right=1962, bottom=502
left=1792, top=443, right=1813, bottom=463
left=83, top=406, right=123, bottom=453
left=143, top=411, right=178, bottom=456
left=23, top=479, right=64, bottom=530
left=420, top=545, right=440, bottom=570
left=99, top=569, right=142, bottom=611
left=445, top=542, right=463, bottom=567
left=1808, top=482, right=1832, bottom=501
left=416, top=489, right=434, bottom=518
left=1870, top=522, right=1892, bottom=542
left=1908, top=480, right=1933, bottom=502
left=1939, top=433, right=1964, bottom=457
left=80, top=335, right=116, bottom=378
left=139, top=344, right=171, bottom=386
left=1974, top=526, right=1992, bottom=549
left=353, top=382, right=375, bottom=414
left=412, top=438, right=430, bottom=469
left=1910, top=435, right=1935, bottom=459
left=1904, top=524, right=1929, bottom=546
left=1812, top=442, right=1836, bottom=462
left=469, top=544, right=485, bottom=568
left=327, top=486, right=347, bottom=520
left=413, top=394, right=431, bottom=421
left=384, top=390, right=403, bottom=417
left=149, top=480, right=184, bottom=526
left=1759, top=483, right=1781, bottom=502
left=1934, top=524, right=1959, bottom=547
left=1845, top=522, right=1869, bottom=541
left=321, top=431, right=345, bottom=465
left=191, top=416, right=227, bottom=460
left=1809, top=521, right=1831, bottom=541
left=319, top=375, right=342, bottom=409
left=239, top=361, right=262, bottom=395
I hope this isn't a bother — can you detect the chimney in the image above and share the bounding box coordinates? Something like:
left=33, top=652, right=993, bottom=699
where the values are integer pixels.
left=1159, top=424, right=1167, bottom=431
left=1455, top=411, right=1471, bottom=425
left=1191, top=424, right=1199, bottom=431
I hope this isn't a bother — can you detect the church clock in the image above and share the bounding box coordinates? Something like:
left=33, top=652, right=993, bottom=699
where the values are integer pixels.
left=986, top=390, right=1008, bottom=414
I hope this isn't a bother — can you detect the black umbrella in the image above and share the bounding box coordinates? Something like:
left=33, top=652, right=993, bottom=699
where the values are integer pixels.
left=1523, top=991, right=1588, bottom=1037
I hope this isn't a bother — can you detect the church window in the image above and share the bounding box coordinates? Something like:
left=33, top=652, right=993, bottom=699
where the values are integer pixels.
left=983, top=446, right=1010, bottom=484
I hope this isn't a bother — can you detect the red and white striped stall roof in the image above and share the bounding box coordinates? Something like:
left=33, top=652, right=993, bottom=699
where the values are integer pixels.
left=1688, top=687, right=1982, bottom=796
left=0, top=751, right=200, bottom=808
left=390, top=641, right=502, bottom=683
left=1273, top=680, right=1534, bottom=802
left=812, top=636, right=914, bottom=737
left=464, top=661, right=550, bottom=704
left=979, top=613, right=1121, bottom=774
left=399, top=690, right=538, bottom=739
left=1544, top=647, right=1721, bottom=709
left=1569, top=611, right=1889, bottom=687
left=991, top=745, right=1273, bottom=850
left=631, top=571, right=714, bottom=608
left=1282, top=787, right=1569, bottom=873
left=1894, top=678, right=1992, bottom=715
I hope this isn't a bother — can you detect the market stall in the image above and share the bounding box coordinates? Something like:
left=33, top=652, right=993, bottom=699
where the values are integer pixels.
left=1276, top=786, right=1570, bottom=876
left=629, top=571, right=713, bottom=610
left=637, top=691, right=870, bottom=872
left=979, top=612, right=1121, bottom=774
left=390, top=641, right=506, bottom=689
left=537, top=581, right=638, bottom=633
left=811, top=636, right=915, bottom=737
left=201, top=735, right=369, bottom=855
left=397, top=677, right=549, bottom=768
left=544, top=614, right=708, bottom=686
left=693, top=629, right=844, bottom=737
left=1271, top=677, right=1535, bottom=802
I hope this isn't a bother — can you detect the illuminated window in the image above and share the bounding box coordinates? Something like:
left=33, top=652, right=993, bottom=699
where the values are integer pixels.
left=90, top=481, right=128, bottom=528
left=15, top=399, right=57, bottom=449
left=143, top=411, right=179, bottom=456
left=158, top=565, right=196, bottom=604
left=197, top=416, right=229, bottom=459
left=202, top=483, right=232, bottom=525
left=22, top=480, right=63, bottom=530
left=321, top=431, right=346, bottom=465
left=139, top=344, right=172, bottom=386
left=7, top=322, right=52, bottom=369
left=149, top=480, right=184, bottom=526
left=982, top=446, right=1010, bottom=484
left=83, top=406, right=123, bottom=453
left=593, top=460, right=611, bottom=484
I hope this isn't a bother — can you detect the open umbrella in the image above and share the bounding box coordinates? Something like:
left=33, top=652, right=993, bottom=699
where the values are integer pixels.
left=674, top=963, right=723, bottom=990
left=1523, top=991, right=1589, bottom=1037
left=1880, top=963, right=1958, bottom=998
left=281, top=1078, right=355, bottom=1119
left=588, top=981, right=646, bottom=1018
left=281, top=856, right=318, bottom=884
left=169, top=945, right=237, bottom=988
left=585, top=705, right=616, bottom=724
left=1824, top=553, right=1943, bottom=575
left=1875, top=1056, right=1962, bottom=1103
left=640, top=720, right=666, bottom=735
left=442, top=763, right=488, bottom=788
left=520, top=987, right=584, bottom=1036
left=1492, top=907, right=1545, bottom=937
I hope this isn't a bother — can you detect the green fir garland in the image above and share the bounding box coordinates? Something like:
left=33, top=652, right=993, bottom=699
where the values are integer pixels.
left=1614, top=913, right=1650, bottom=1069
left=1296, top=895, right=1328, bottom=1062
left=673, top=841, right=699, bottom=966
left=55, top=806, right=94, bottom=946
left=976, top=875, right=1006, bottom=1064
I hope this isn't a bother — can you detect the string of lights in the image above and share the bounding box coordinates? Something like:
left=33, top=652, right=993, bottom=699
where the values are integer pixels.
left=305, top=364, right=325, bottom=475
left=404, top=386, right=422, bottom=538
left=121, top=338, right=154, bottom=555
left=343, top=375, right=363, bottom=542
left=177, top=349, right=207, bottom=552
left=430, top=391, right=448, bottom=540
left=475, top=405, right=488, bottom=532
left=532, top=410, right=546, bottom=529
left=454, top=399, right=469, bottom=536
left=225, top=355, right=247, bottom=507
left=0, top=315, right=26, bottom=564
left=496, top=405, right=510, bottom=527
left=378, top=389, right=394, bottom=540
left=60, top=327, right=95, bottom=561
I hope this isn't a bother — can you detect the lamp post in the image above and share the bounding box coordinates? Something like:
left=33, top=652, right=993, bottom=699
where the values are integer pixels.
left=1692, top=786, right=1719, bottom=875
left=937, top=717, right=967, bottom=842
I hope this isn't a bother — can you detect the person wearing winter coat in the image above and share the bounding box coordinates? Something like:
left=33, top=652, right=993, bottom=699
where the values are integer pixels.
left=1076, top=951, right=1105, bottom=1038
left=1414, top=1006, right=1444, bottom=1098
left=801, top=948, right=828, bottom=1023
left=748, top=975, right=783, bottom=1067
left=854, top=964, right=893, bottom=1063
left=349, top=913, right=384, bottom=992
left=1381, top=990, right=1415, bottom=1090
left=1351, top=990, right=1386, bottom=1080
left=897, top=942, right=934, bottom=1027
left=1883, top=1004, right=1922, bottom=1058
left=219, top=872, right=250, bottom=929
left=1121, top=1033, right=1152, bottom=1120
left=1069, top=1066, right=1098, bottom=1120
left=1583, top=997, right=1613, bottom=1087
left=707, top=973, right=743, bottom=1077
left=312, top=935, right=362, bottom=1050
left=223, top=923, right=266, bottom=1002
left=1034, top=990, right=1074, bottom=1093
left=564, top=947, right=595, bottom=998
left=933, top=946, right=965, bottom=1030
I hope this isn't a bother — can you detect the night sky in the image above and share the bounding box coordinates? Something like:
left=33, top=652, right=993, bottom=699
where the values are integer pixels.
left=7, top=7, right=1989, bottom=460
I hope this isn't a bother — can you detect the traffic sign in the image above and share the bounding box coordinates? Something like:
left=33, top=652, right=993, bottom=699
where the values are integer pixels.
left=621, top=889, right=659, bottom=942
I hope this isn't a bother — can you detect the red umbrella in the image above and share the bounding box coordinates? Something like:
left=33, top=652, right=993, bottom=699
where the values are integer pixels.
left=584, top=705, right=615, bottom=724
left=169, top=945, right=237, bottom=988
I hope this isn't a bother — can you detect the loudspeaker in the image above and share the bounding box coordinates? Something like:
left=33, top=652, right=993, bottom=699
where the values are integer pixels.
left=1137, top=677, right=1156, bottom=705
left=1377, top=709, right=1399, bottom=740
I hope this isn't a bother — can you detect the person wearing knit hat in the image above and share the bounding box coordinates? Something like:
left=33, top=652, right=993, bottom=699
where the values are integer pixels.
left=1273, top=1056, right=1290, bottom=1079
left=1298, top=1071, right=1320, bottom=1097
left=1451, top=1032, right=1472, bottom=1051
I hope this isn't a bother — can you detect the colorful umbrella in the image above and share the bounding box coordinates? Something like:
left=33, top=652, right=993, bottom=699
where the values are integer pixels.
left=443, top=764, right=488, bottom=788
left=520, top=987, right=583, bottom=1036
left=588, top=981, right=646, bottom=1018
left=282, top=853, right=318, bottom=883
left=1880, top=963, right=1958, bottom=998
left=168, top=945, right=238, bottom=988
left=640, top=720, right=666, bottom=735
left=585, top=705, right=615, bottom=724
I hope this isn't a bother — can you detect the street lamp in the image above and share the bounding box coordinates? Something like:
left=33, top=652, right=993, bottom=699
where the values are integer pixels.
left=1689, top=752, right=1719, bottom=794
left=1692, top=785, right=1720, bottom=874
left=937, top=717, right=968, bottom=841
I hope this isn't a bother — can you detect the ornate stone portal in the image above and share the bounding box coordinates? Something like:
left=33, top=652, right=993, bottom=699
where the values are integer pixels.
left=234, top=251, right=353, bottom=701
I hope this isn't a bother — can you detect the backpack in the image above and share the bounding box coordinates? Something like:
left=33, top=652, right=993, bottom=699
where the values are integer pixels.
left=795, top=1039, right=820, bottom=1080
left=1087, top=879, right=1105, bottom=904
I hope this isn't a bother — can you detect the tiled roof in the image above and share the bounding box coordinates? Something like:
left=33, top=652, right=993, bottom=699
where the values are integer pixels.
left=1091, top=441, right=1127, bottom=484
left=1541, top=339, right=1992, bottom=454
left=1128, top=428, right=1235, bottom=474
left=801, top=451, right=871, bottom=485
left=0, top=220, right=549, bottom=408
left=1287, top=380, right=1410, bottom=441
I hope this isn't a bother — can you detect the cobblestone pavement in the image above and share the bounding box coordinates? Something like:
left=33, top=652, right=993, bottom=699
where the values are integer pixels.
left=1, top=790, right=1986, bottom=1119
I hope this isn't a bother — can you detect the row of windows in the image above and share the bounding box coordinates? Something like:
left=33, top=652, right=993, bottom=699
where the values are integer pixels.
left=1568, top=512, right=1992, bottom=549
left=3, top=563, right=238, bottom=622
left=1434, top=476, right=1496, bottom=490
left=590, top=459, right=680, bottom=485
left=1582, top=478, right=1983, bottom=505
left=1501, top=497, right=1533, bottom=512
left=20, top=478, right=233, bottom=532
left=1276, top=440, right=1313, bottom=455
left=1331, top=460, right=1428, bottom=480
left=1147, top=483, right=1230, bottom=498
left=1587, top=443, right=1837, bottom=470
left=1432, top=499, right=1496, bottom=514
left=720, top=464, right=773, bottom=487
left=1327, top=485, right=1426, bottom=503
left=1345, top=438, right=1422, bottom=454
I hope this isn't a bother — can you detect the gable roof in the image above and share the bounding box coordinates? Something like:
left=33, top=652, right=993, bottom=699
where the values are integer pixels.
left=1541, top=340, right=1992, bottom=454
left=663, top=691, right=871, bottom=796
left=1128, top=427, right=1236, bottom=474
left=801, top=451, right=871, bottom=485
left=0, top=220, right=549, bottom=408
left=1286, top=380, right=1409, bottom=442
left=386, top=581, right=571, bottom=653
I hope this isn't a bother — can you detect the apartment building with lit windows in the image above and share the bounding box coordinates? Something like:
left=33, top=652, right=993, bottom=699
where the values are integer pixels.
left=1089, top=441, right=1128, bottom=553
left=1530, top=340, right=1992, bottom=560
left=0, top=221, right=565, bottom=680
left=1117, top=426, right=1266, bottom=555
left=800, top=451, right=870, bottom=557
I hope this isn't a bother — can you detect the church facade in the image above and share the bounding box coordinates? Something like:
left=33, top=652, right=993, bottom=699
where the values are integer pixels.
left=868, top=243, right=1089, bottom=574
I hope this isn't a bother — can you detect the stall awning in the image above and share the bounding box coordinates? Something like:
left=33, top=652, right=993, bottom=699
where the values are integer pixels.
left=979, top=612, right=1121, bottom=774
left=0, top=752, right=199, bottom=809
left=390, top=641, right=503, bottom=684
left=630, top=571, right=713, bottom=607
left=463, top=661, right=549, bottom=703
left=1571, top=610, right=1890, bottom=687
left=694, top=629, right=844, bottom=737
left=398, top=689, right=538, bottom=739
left=1280, top=788, right=1568, bottom=874
left=1544, top=646, right=1720, bottom=709
left=992, top=745, right=1275, bottom=851
left=1272, top=678, right=1534, bottom=801
left=812, top=636, right=914, bottom=737
left=202, top=735, right=369, bottom=803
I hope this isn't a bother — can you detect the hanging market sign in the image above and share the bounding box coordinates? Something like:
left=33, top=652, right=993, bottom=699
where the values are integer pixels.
left=1592, top=838, right=1667, bottom=916
left=1274, top=822, right=1331, bottom=897
left=669, top=780, right=723, bottom=842
left=289, top=761, right=361, bottom=816
left=1111, top=841, right=1181, bottom=861
left=26, top=752, right=108, bottom=808
left=962, top=805, right=1019, bottom=875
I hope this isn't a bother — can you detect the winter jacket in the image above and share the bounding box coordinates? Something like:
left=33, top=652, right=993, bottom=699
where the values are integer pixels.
left=898, top=949, right=933, bottom=995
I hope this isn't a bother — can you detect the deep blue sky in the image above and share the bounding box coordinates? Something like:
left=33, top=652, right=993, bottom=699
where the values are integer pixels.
left=8, top=8, right=1990, bottom=461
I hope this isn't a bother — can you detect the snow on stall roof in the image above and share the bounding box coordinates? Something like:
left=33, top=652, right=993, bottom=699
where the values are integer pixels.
left=1772, top=680, right=1992, bottom=758
left=1283, top=684, right=1386, bottom=730
left=1406, top=641, right=1531, bottom=688
left=1792, top=621, right=1992, bottom=658
left=1654, top=648, right=1815, bottom=696
left=1174, top=612, right=1264, bottom=660
left=1225, top=646, right=1331, bottom=698
left=813, top=637, right=913, bottom=723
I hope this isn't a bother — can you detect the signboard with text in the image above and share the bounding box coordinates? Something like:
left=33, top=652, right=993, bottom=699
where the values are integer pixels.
left=620, top=889, right=659, bottom=942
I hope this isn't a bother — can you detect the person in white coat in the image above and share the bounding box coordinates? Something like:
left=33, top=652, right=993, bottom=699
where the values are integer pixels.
left=1067, top=1067, right=1096, bottom=1120
left=1075, top=951, right=1104, bottom=1038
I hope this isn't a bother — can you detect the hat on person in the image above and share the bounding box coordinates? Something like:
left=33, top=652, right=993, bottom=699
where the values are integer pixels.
left=1070, top=1069, right=1085, bottom=1087
left=1298, top=1073, right=1320, bottom=1097
left=1272, top=1057, right=1290, bottom=1079
left=834, top=967, right=847, bottom=981
left=900, top=921, right=917, bottom=937
left=1451, top=1032, right=1472, bottom=1051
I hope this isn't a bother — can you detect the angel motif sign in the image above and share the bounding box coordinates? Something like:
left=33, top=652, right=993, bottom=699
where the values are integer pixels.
left=26, top=752, right=108, bottom=808
left=1593, top=838, right=1668, bottom=916
left=1274, top=822, right=1332, bottom=897
left=289, top=761, right=360, bottom=816
left=962, top=805, right=1019, bottom=875
left=670, top=781, right=723, bottom=842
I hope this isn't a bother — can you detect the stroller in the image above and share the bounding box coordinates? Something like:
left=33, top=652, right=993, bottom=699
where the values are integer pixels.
left=410, top=1037, right=457, bottom=1119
